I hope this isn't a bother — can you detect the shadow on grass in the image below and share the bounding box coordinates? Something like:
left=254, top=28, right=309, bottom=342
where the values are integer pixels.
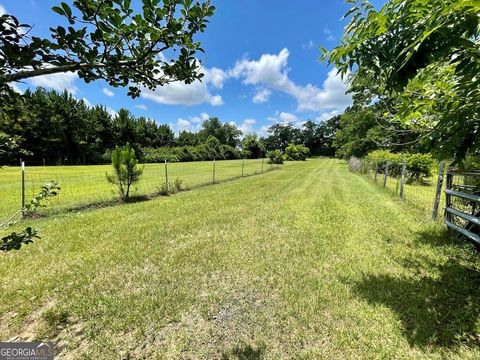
left=221, top=342, right=265, bottom=360
left=349, top=229, right=480, bottom=349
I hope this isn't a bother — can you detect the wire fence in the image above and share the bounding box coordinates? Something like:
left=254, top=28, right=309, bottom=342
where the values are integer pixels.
left=349, top=157, right=447, bottom=220
left=1, top=158, right=279, bottom=223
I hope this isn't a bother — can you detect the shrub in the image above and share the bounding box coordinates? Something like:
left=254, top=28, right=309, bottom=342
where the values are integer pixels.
left=365, top=150, right=435, bottom=180
left=285, top=144, right=310, bottom=161
left=158, top=178, right=185, bottom=196
left=106, top=143, right=144, bottom=201
left=348, top=156, right=364, bottom=172
left=267, top=150, right=284, bottom=164
left=405, top=153, right=435, bottom=182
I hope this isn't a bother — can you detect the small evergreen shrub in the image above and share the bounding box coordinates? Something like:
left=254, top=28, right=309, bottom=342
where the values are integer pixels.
left=106, top=143, right=144, bottom=201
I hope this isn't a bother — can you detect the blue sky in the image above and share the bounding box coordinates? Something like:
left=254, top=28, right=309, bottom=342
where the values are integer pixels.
left=1, top=0, right=383, bottom=136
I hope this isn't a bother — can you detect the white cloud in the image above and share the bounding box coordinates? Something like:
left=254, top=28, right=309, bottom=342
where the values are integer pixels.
left=278, top=112, right=298, bottom=123
left=173, top=113, right=209, bottom=133
left=190, top=112, right=210, bottom=123
left=177, top=118, right=192, bottom=131
left=9, top=83, right=23, bottom=94
left=231, top=48, right=291, bottom=89
left=231, top=48, right=352, bottom=113
left=0, top=5, right=6, bottom=15
left=238, top=118, right=256, bottom=134
left=82, top=97, right=92, bottom=107
left=302, top=40, right=315, bottom=49
left=252, top=88, right=271, bottom=104
left=209, top=95, right=224, bottom=106
left=323, top=27, right=335, bottom=41
left=259, top=125, right=270, bottom=137
left=204, top=67, right=228, bottom=89
left=135, top=104, right=148, bottom=110
left=106, top=107, right=118, bottom=118
left=316, top=110, right=340, bottom=122
left=140, top=65, right=226, bottom=107
left=29, top=70, right=79, bottom=94
left=102, top=88, right=115, bottom=97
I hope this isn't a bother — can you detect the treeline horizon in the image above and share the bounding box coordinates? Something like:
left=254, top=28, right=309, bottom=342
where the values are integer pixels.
left=0, top=88, right=339, bottom=165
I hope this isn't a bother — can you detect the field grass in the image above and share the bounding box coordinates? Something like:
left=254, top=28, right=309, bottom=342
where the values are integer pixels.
left=362, top=165, right=448, bottom=217
left=1, top=158, right=479, bottom=359
left=0, top=158, right=272, bottom=221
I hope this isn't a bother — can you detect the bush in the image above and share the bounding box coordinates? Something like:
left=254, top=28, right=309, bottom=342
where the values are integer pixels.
left=140, top=139, right=244, bottom=163
left=106, top=143, right=144, bottom=201
left=285, top=144, right=310, bottom=161
left=348, top=156, right=364, bottom=172
left=365, top=150, right=435, bottom=180
left=267, top=150, right=284, bottom=164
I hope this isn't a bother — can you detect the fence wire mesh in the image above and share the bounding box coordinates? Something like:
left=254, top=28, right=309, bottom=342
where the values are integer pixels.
left=0, top=159, right=277, bottom=220
left=352, top=158, right=447, bottom=219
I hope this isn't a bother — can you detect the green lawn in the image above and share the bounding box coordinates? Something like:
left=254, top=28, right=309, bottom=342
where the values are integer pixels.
left=0, top=158, right=271, bottom=221
left=1, top=158, right=479, bottom=359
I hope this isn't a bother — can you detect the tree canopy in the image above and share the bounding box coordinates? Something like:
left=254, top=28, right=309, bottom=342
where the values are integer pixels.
left=322, top=0, right=480, bottom=162
left=0, top=0, right=215, bottom=97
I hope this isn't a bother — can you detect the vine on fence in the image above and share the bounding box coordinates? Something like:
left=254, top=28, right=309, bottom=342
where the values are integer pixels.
left=1, top=181, right=60, bottom=252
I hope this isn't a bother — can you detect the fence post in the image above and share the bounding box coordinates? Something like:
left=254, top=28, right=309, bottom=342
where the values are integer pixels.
left=261, top=158, right=264, bottom=173
left=374, top=162, right=378, bottom=182
left=383, top=162, right=389, bottom=188
left=21, top=161, right=25, bottom=217
left=164, top=159, right=169, bottom=192
left=241, top=159, right=245, bottom=177
left=445, top=169, right=453, bottom=222
left=399, top=161, right=406, bottom=199
left=432, top=161, right=446, bottom=220
left=213, top=159, right=216, bottom=183
left=367, top=160, right=371, bottom=176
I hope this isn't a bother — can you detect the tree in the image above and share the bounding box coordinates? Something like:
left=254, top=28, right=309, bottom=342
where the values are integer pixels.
left=0, top=0, right=216, bottom=98
left=106, top=143, right=143, bottom=200
left=113, top=109, right=137, bottom=147
left=299, top=121, right=322, bottom=156
left=317, top=115, right=341, bottom=156
left=241, top=134, right=265, bottom=159
left=177, top=131, right=199, bottom=147
left=198, top=117, right=242, bottom=148
left=262, top=124, right=300, bottom=152
left=322, top=0, right=480, bottom=162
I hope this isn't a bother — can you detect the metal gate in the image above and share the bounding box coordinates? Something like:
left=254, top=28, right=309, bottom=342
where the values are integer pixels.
left=445, top=169, right=480, bottom=247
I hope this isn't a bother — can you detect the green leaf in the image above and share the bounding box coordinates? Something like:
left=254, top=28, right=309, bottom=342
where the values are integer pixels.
left=61, top=2, right=72, bottom=17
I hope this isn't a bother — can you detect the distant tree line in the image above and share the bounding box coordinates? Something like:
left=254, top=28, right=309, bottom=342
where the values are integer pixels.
left=0, top=88, right=341, bottom=165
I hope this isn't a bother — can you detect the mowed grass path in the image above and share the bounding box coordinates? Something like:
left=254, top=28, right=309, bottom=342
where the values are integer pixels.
left=1, top=158, right=479, bottom=359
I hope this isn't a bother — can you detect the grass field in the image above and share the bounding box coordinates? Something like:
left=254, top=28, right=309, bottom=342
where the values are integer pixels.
left=1, top=158, right=479, bottom=359
left=0, top=158, right=272, bottom=221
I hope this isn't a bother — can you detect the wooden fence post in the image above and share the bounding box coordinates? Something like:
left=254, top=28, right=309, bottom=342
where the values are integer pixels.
left=212, top=159, right=216, bottom=183
left=21, top=161, right=25, bottom=217
left=383, top=162, right=389, bottom=188
left=374, top=162, right=378, bottom=182
left=164, top=159, right=169, bottom=192
left=241, top=159, right=245, bottom=177
left=367, top=160, right=371, bottom=176
left=399, top=161, right=406, bottom=199
left=432, top=161, right=446, bottom=220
